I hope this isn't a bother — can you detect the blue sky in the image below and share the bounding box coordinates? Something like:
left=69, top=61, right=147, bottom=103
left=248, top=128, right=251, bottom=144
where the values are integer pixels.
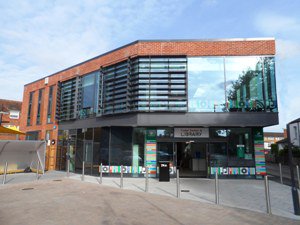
left=0, top=0, right=299, bottom=132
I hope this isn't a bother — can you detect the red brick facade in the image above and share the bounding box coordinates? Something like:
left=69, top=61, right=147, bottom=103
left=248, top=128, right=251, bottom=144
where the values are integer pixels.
left=20, top=39, right=276, bottom=170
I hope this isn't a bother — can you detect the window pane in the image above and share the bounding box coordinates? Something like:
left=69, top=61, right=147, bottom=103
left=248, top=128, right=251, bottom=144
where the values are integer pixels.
left=188, top=57, right=225, bottom=112
left=227, top=128, right=254, bottom=167
left=263, top=57, right=277, bottom=112
left=209, top=142, right=227, bottom=167
left=226, top=57, right=264, bottom=112
left=82, top=73, right=95, bottom=109
left=110, top=127, right=133, bottom=166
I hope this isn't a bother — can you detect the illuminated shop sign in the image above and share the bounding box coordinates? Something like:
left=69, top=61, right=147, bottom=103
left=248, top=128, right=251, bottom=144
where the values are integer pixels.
left=174, top=128, right=209, bottom=138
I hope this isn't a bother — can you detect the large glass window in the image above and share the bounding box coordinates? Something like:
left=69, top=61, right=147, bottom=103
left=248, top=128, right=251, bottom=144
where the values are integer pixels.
left=132, top=128, right=145, bottom=168
left=188, top=57, right=225, bottom=112
left=209, top=128, right=255, bottom=167
left=59, top=78, right=77, bottom=121
left=102, top=61, right=128, bottom=114
left=226, top=57, right=264, bottom=112
left=110, top=127, right=133, bottom=166
left=187, top=56, right=277, bottom=113
left=75, top=129, right=84, bottom=173
left=227, top=128, right=254, bottom=167
left=209, top=142, right=228, bottom=167
left=36, top=89, right=44, bottom=125
left=225, top=57, right=277, bottom=112
left=47, top=86, right=54, bottom=123
left=27, top=91, right=34, bottom=126
left=263, top=57, right=277, bottom=112
left=26, top=131, right=40, bottom=140
left=79, top=72, right=99, bottom=118
left=157, top=142, right=174, bottom=164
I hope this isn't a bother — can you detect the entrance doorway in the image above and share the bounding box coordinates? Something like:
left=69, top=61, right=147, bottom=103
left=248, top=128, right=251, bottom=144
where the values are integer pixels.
left=176, top=142, right=207, bottom=177
left=83, top=140, right=93, bottom=175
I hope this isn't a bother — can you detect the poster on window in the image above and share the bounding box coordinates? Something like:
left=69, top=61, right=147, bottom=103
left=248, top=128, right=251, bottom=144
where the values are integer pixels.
left=237, top=145, right=245, bottom=158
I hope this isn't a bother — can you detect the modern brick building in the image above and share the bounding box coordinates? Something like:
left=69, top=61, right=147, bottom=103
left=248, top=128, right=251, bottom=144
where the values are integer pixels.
left=0, top=99, right=22, bottom=140
left=20, top=38, right=277, bottom=177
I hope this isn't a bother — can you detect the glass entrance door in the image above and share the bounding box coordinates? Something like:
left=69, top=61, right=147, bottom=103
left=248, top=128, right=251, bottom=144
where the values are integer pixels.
left=176, top=142, right=208, bottom=177
left=83, top=141, right=93, bottom=175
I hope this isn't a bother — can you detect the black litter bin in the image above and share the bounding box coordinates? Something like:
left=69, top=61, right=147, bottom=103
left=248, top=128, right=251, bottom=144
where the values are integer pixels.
left=159, top=161, right=170, bottom=182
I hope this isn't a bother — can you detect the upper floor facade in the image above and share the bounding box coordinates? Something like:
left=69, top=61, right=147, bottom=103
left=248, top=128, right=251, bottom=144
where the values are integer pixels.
left=20, top=38, right=278, bottom=135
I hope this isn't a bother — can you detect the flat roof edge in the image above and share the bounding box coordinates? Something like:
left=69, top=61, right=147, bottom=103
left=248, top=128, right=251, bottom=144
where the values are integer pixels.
left=137, top=37, right=275, bottom=42
left=24, top=37, right=275, bottom=87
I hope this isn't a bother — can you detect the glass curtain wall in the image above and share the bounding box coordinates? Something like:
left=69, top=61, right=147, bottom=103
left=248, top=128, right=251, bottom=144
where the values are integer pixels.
left=226, top=57, right=263, bottom=112
left=74, top=128, right=103, bottom=175
left=130, top=57, right=187, bottom=112
left=188, top=57, right=225, bottom=112
left=79, top=72, right=99, bottom=118
left=58, top=127, right=142, bottom=176
left=75, top=129, right=84, bottom=173
left=188, top=56, right=277, bottom=112
left=60, top=78, right=77, bottom=121
left=110, top=127, right=133, bottom=166
left=102, top=61, right=129, bottom=114
left=209, top=128, right=255, bottom=167
left=132, top=128, right=145, bottom=168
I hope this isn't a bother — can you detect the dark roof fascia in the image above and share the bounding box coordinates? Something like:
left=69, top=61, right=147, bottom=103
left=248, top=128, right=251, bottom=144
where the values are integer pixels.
left=288, top=118, right=300, bottom=124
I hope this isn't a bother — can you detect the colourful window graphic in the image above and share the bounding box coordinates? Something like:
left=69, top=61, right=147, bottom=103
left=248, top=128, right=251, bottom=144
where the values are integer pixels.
left=211, top=167, right=256, bottom=175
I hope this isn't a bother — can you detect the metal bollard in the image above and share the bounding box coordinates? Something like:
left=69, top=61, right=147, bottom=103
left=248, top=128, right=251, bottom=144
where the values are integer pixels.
left=36, top=160, right=40, bottom=180
left=82, top=161, right=85, bottom=181
left=264, top=175, right=272, bottom=214
left=297, top=165, right=300, bottom=189
left=2, top=162, right=8, bottom=185
left=120, top=165, right=123, bottom=188
left=176, top=169, right=180, bottom=198
left=67, top=159, right=70, bottom=177
left=215, top=171, right=219, bottom=204
left=145, top=167, right=149, bottom=192
left=99, top=163, right=103, bottom=184
left=279, top=163, right=283, bottom=184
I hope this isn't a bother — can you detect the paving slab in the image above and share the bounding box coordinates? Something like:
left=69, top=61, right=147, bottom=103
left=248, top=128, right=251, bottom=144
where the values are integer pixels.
left=0, top=178, right=299, bottom=225
left=1, top=171, right=300, bottom=221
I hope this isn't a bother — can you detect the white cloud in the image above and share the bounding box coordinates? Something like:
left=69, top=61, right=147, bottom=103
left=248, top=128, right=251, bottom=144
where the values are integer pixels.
left=254, top=12, right=300, bottom=36
left=202, top=0, right=218, bottom=6
left=276, top=39, right=300, bottom=59
left=0, top=0, right=191, bottom=100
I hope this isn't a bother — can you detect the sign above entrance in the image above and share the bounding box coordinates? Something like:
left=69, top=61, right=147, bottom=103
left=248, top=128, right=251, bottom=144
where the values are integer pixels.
left=174, top=128, right=209, bottom=138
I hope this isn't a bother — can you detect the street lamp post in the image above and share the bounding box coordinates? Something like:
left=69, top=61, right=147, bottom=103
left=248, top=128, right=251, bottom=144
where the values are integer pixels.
left=287, top=123, right=300, bottom=215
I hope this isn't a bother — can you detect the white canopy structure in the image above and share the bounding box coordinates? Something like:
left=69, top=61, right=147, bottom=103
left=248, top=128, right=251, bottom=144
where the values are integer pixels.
left=0, top=140, right=46, bottom=174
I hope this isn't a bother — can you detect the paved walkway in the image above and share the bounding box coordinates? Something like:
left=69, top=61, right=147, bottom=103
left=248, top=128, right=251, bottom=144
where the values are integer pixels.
left=0, top=178, right=299, bottom=225
left=1, top=171, right=300, bottom=221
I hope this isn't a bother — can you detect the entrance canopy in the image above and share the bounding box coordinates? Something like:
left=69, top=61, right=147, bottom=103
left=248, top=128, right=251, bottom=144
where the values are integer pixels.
left=0, top=140, right=46, bottom=174
left=0, top=125, right=26, bottom=135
